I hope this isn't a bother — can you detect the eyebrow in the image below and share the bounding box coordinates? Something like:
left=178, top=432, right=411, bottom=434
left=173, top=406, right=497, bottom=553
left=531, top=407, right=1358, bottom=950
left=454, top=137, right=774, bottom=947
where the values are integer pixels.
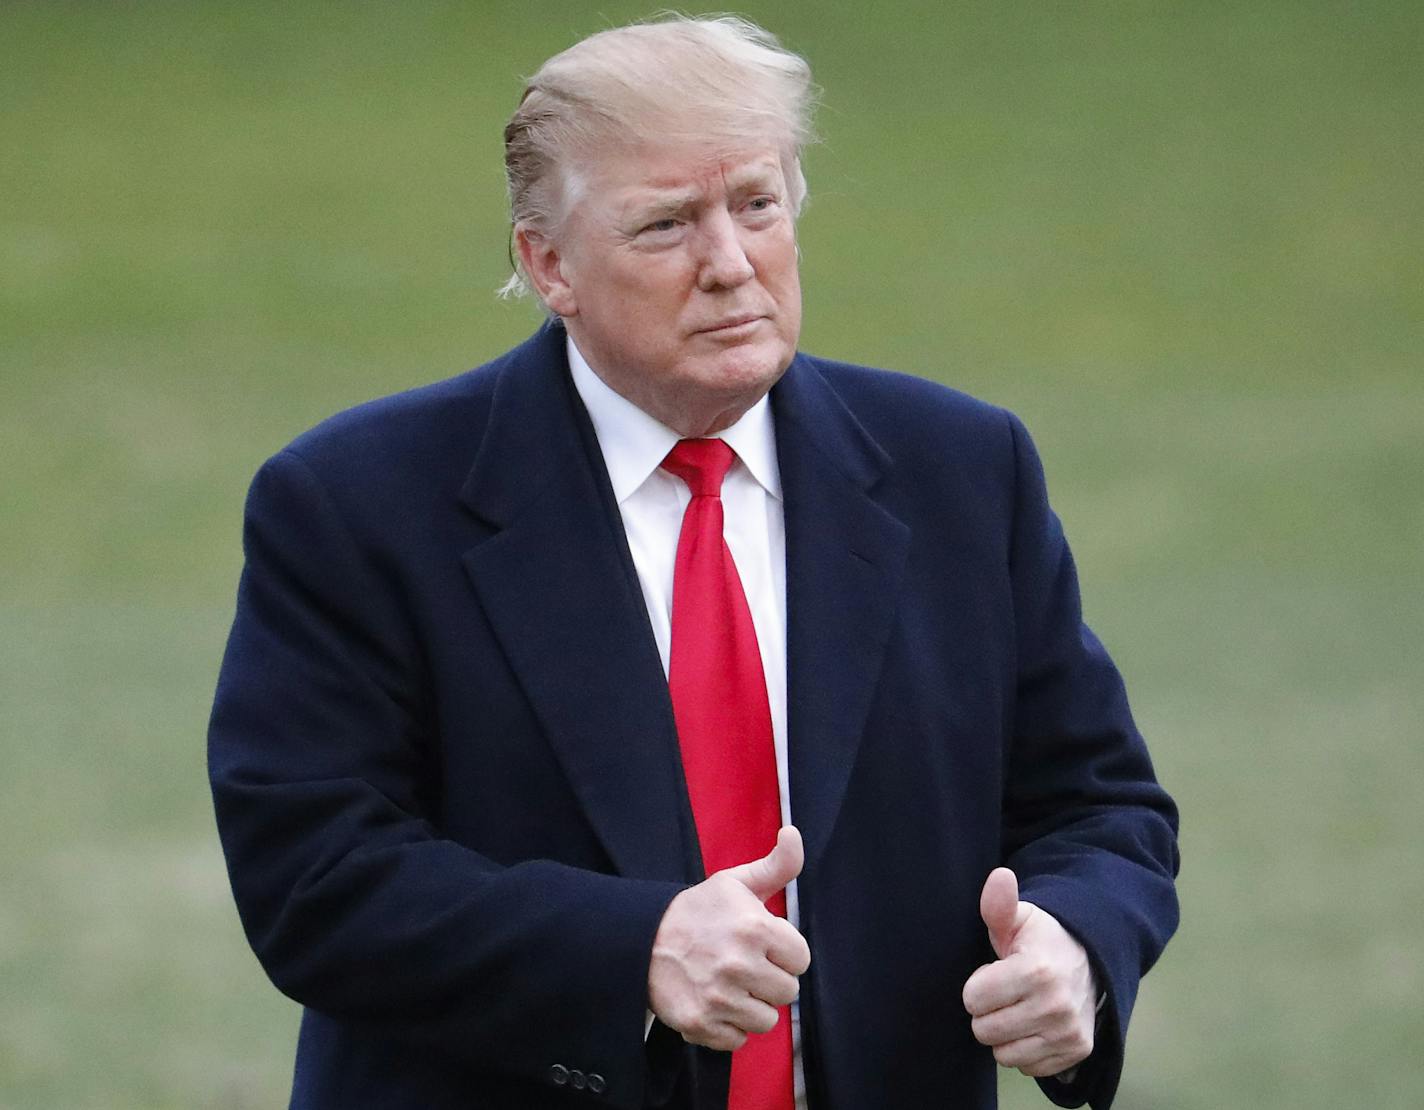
left=723, top=163, right=783, bottom=193
left=630, top=192, right=699, bottom=220
left=625, top=168, right=783, bottom=217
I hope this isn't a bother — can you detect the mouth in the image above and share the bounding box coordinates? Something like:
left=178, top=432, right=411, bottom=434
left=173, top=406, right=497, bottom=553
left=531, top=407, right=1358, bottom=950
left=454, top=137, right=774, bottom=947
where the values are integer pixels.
left=696, top=314, right=765, bottom=335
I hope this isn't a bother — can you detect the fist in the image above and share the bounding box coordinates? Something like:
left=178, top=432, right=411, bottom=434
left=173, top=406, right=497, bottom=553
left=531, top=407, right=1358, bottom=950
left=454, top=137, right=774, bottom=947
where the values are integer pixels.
left=648, top=827, right=811, bottom=1050
left=961, top=867, right=1097, bottom=1079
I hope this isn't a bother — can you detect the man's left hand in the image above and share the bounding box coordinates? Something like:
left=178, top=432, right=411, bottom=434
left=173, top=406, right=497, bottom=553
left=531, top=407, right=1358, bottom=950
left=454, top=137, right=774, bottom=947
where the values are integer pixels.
left=961, top=867, right=1097, bottom=1079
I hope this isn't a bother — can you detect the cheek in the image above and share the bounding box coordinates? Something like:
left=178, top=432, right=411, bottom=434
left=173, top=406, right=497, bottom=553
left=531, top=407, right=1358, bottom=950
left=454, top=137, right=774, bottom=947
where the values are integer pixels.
left=781, top=260, right=802, bottom=299
left=606, top=262, right=688, bottom=313
left=774, top=271, right=803, bottom=349
left=759, top=236, right=800, bottom=293
left=768, top=252, right=802, bottom=318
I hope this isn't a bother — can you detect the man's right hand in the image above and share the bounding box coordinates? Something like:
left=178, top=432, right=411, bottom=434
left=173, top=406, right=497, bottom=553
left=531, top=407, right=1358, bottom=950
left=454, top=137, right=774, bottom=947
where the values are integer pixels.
left=648, top=825, right=810, bottom=1050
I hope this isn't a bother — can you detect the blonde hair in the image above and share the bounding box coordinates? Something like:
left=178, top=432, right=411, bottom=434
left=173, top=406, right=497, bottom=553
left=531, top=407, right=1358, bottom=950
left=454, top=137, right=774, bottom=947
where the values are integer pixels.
left=500, top=14, right=817, bottom=298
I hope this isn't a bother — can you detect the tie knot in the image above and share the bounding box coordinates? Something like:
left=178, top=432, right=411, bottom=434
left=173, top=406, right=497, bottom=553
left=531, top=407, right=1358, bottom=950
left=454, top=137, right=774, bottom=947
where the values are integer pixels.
left=662, top=438, right=736, bottom=497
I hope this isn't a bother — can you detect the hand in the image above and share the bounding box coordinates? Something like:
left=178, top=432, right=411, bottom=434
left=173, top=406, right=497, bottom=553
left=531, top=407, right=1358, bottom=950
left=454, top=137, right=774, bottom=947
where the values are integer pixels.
left=961, top=867, right=1097, bottom=1078
left=648, top=826, right=811, bottom=1051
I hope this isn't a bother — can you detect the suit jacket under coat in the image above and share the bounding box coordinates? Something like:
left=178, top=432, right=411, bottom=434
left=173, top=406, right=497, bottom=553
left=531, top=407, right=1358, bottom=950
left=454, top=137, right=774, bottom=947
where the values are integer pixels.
left=209, top=322, right=1179, bottom=1109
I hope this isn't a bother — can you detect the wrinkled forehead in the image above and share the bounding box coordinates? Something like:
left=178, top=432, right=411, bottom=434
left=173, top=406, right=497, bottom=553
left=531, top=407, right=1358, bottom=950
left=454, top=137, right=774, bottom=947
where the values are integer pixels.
left=601, top=141, right=784, bottom=188
left=562, top=137, right=794, bottom=215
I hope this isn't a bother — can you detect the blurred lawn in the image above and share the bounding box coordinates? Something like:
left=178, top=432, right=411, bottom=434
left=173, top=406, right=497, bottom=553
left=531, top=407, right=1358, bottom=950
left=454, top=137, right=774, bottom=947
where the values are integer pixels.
left=2, top=2, right=1421, bottom=1107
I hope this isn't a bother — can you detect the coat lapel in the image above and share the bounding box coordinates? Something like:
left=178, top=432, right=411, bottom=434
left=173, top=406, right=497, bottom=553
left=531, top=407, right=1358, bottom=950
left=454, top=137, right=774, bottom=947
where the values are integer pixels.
left=457, top=326, right=696, bottom=884
left=772, top=358, right=911, bottom=874
left=456, top=333, right=909, bottom=886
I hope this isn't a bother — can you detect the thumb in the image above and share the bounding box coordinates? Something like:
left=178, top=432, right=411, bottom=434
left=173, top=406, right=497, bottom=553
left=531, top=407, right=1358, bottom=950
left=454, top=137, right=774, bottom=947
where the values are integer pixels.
left=979, top=866, right=1029, bottom=959
left=726, top=826, right=804, bottom=903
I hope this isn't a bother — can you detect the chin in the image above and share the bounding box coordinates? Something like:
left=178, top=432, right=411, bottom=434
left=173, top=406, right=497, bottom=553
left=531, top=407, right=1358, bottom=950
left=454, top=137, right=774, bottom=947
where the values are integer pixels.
left=707, top=343, right=791, bottom=390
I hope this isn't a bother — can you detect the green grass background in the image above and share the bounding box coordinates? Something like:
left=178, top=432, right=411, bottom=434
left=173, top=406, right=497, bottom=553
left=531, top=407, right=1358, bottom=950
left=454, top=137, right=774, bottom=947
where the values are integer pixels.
left=2, top=2, right=1421, bottom=1106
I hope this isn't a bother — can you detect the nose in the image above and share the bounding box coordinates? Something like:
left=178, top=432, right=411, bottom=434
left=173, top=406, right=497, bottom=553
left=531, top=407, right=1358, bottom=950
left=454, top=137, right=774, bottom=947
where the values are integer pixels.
left=695, top=208, right=755, bottom=292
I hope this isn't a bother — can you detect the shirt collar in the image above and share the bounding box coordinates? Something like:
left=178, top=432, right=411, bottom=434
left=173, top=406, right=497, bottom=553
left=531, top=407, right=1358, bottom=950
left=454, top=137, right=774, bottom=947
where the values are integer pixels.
left=567, top=335, right=782, bottom=503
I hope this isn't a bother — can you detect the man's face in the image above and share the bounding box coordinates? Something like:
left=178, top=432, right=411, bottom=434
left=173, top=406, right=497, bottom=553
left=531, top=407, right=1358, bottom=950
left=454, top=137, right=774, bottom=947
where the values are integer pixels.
left=524, top=143, right=802, bottom=436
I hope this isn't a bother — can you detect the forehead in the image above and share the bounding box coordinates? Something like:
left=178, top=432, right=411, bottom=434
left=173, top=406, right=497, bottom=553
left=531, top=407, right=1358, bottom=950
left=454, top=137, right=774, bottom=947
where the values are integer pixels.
left=578, top=143, right=787, bottom=205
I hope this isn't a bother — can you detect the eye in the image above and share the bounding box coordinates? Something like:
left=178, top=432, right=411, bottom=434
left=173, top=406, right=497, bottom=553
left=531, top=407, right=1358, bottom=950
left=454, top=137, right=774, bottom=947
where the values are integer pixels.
left=642, top=218, right=681, bottom=234
left=742, top=195, right=781, bottom=220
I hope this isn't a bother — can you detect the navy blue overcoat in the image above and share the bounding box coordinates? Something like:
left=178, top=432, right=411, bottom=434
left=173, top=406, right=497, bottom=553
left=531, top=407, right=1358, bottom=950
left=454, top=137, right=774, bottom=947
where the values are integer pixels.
left=209, top=322, right=1179, bottom=1109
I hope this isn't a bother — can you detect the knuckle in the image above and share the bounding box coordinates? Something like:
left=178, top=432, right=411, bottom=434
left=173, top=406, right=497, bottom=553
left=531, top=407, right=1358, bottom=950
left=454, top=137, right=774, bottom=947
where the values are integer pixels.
left=705, top=985, right=737, bottom=1015
left=1043, top=1018, right=1072, bottom=1047
left=711, top=951, right=753, bottom=985
left=783, top=933, right=811, bottom=973
left=685, top=1024, right=723, bottom=1050
left=664, top=1001, right=695, bottom=1031
left=679, top=1017, right=712, bottom=1044
left=747, top=1009, right=777, bottom=1035
left=694, top=1020, right=747, bottom=1052
left=1043, top=986, right=1071, bottom=1019
left=732, top=913, right=769, bottom=947
left=1027, top=959, right=1054, bottom=989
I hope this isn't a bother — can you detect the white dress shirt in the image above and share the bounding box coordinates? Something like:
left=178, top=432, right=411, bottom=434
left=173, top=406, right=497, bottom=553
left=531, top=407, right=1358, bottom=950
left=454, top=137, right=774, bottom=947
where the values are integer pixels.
left=568, top=337, right=806, bottom=1109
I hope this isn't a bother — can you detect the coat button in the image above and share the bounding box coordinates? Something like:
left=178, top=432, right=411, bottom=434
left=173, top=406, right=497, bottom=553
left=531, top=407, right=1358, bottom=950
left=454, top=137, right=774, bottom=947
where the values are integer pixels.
left=548, top=1064, right=569, bottom=1086
left=570, top=1068, right=587, bottom=1090
left=588, top=1073, right=607, bottom=1095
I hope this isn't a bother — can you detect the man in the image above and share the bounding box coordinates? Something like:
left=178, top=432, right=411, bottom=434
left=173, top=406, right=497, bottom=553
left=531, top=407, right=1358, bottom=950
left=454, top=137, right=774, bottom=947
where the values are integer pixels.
left=209, top=15, right=1178, bottom=1110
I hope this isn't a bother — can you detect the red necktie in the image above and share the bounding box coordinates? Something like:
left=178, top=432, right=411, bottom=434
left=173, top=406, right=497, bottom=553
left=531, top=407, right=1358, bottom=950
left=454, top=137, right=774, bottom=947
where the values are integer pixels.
left=662, top=438, right=792, bottom=1110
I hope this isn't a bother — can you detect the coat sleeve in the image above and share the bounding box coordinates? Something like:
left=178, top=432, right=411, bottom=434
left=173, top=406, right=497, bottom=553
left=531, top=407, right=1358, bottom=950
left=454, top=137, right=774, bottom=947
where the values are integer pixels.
left=208, top=448, right=685, bottom=1108
left=996, top=412, right=1181, bottom=1110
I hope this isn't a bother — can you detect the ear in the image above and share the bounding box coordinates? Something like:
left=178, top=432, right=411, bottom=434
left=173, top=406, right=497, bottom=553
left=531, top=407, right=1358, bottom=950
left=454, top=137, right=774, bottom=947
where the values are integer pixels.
left=515, top=224, right=578, bottom=318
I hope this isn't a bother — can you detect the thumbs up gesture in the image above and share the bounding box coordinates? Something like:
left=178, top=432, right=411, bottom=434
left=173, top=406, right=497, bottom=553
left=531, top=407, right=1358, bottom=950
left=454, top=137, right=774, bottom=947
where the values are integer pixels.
left=961, top=867, right=1099, bottom=1079
left=649, top=827, right=811, bottom=1050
